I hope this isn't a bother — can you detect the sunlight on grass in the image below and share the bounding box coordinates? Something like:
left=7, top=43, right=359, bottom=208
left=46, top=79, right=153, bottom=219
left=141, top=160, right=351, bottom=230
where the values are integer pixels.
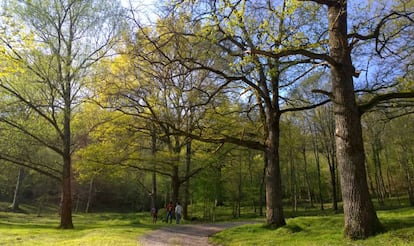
left=0, top=211, right=160, bottom=246
left=210, top=207, right=414, bottom=246
left=1, top=203, right=413, bottom=246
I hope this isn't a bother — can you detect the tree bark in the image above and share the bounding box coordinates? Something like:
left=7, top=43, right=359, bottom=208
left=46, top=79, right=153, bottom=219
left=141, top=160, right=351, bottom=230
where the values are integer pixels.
left=59, top=75, right=73, bottom=229
left=60, top=155, right=73, bottom=229
left=328, top=1, right=382, bottom=239
left=265, top=114, right=286, bottom=227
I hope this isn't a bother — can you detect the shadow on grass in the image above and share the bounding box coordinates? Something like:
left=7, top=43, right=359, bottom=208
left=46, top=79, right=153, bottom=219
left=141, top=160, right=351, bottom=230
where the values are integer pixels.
left=260, top=222, right=305, bottom=234
left=382, top=216, right=414, bottom=231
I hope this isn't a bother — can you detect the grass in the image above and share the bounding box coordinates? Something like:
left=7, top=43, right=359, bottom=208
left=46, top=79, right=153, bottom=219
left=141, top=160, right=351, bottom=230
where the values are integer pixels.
left=209, top=207, right=414, bottom=246
left=1, top=201, right=414, bottom=245
left=0, top=203, right=163, bottom=246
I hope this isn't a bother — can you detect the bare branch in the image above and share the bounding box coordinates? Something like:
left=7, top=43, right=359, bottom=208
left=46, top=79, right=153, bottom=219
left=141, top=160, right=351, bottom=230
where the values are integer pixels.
left=281, top=99, right=331, bottom=114
left=298, top=0, right=339, bottom=7
left=0, top=154, right=61, bottom=181
left=247, top=48, right=339, bottom=67
left=359, top=92, right=414, bottom=115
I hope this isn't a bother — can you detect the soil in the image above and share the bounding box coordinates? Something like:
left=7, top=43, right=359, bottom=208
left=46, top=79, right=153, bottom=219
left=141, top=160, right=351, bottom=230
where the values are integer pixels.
left=139, top=221, right=251, bottom=246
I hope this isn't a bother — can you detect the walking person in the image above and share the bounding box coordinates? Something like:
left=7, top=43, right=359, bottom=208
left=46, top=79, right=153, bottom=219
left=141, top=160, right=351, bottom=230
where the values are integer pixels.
left=150, top=207, right=158, bottom=224
left=175, top=202, right=183, bottom=224
left=165, top=201, right=174, bottom=223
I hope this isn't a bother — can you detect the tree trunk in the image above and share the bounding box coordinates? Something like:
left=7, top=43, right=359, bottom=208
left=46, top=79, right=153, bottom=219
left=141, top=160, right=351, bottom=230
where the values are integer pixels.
left=372, top=141, right=386, bottom=205
left=328, top=1, right=382, bottom=239
left=171, top=165, right=180, bottom=204
left=311, top=125, right=324, bottom=210
left=183, top=140, right=191, bottom=220
left=151, top=128, right=157, bottom=209
left=60, top=155, right=73, bottom=229
left=328, top=161, right=338, bottom=211
left=289, top=149, right=297, bottom=212
left=265, top=114, right=286, bottom=227
left=10, top=167, right=25, bottom=212
left=237, top=153, right=242, bottom=218
left=59, top=82, right=73, bottom=229
left=302, top=146, right=314, bottom=207
left=85, top=177, right=94, bottom=213
left=400, top=146, right=414, bottom=205
left=384, top=148, right=395, bottom=199
left=259, top=155, right=266, bottom=216
left=365, top=161, right=377, bottom=200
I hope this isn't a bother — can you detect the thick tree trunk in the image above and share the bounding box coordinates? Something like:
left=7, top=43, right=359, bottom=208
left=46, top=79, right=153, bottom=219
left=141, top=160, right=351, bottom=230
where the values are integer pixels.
left=328, top=1, right=382, bottom=239
left=60, top=155, right=73, bottom=229
left=265, top=115, right=286, bottom=227
left=10, top=167, right=25, bottom=212
left=59, top=89, right=73, bottom=229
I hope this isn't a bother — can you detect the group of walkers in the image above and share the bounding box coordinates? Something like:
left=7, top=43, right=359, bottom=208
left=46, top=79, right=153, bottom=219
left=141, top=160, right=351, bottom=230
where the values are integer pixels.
left=150, top=201, right=183, bottom=224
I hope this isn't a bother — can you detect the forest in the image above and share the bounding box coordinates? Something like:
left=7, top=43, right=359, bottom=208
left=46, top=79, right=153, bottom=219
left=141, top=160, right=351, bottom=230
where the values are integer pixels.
left=0, top=0, right=413, bottom=244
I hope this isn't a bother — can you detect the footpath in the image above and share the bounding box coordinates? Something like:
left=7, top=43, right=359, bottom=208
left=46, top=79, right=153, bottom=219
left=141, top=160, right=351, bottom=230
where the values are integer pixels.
left=139, top=221, right=252, bottom=246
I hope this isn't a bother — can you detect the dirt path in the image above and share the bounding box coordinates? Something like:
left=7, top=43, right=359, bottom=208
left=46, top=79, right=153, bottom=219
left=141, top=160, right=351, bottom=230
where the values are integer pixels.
left=139, top=222, right=250, bottom=246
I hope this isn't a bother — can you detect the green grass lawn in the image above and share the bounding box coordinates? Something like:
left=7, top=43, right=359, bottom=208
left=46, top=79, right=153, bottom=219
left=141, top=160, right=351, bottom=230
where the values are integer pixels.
left=1, top=202, right=414, bottom=246
left=0, top=204, right=162, bottom=246
left=210, top=207, right=414, bottom=246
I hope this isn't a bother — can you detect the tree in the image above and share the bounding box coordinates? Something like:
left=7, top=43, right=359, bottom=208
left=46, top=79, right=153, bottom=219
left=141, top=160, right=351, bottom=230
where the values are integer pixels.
left=9, top=167, right=25, bottom=212
left=313, top=105, right=339, bottom=211
left=169, top=0, right=330, bottom=227
left=385, top=114, right=414, bottom=205
left=0, top=0, right=124, bottom=228
left=298, top=0, right=414, bottom=239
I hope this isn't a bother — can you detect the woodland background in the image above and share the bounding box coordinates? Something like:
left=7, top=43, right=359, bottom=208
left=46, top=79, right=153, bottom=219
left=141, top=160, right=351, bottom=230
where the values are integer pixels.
left=0, top=0, right=413, bottom=240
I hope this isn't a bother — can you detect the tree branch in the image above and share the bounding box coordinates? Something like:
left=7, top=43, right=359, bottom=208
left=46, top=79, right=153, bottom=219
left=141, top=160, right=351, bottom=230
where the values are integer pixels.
left=0, top=154, right=61, bottom=181
left=298, top=0, right=340, bottom=7
left=359, top=92, right=414, bottom=115
left=281, top=99, right=331, bottom=114
left=247, top=48, right=339, bottom=67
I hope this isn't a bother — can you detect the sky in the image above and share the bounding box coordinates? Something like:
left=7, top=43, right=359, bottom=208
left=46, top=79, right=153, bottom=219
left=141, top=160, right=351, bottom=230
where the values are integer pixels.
left=120, top=0, right=158, bottom=23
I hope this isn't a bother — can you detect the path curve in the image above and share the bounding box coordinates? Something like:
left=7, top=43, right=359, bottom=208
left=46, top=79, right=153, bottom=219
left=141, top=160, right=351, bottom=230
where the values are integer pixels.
left=139, top=222, right=250, bottom=246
